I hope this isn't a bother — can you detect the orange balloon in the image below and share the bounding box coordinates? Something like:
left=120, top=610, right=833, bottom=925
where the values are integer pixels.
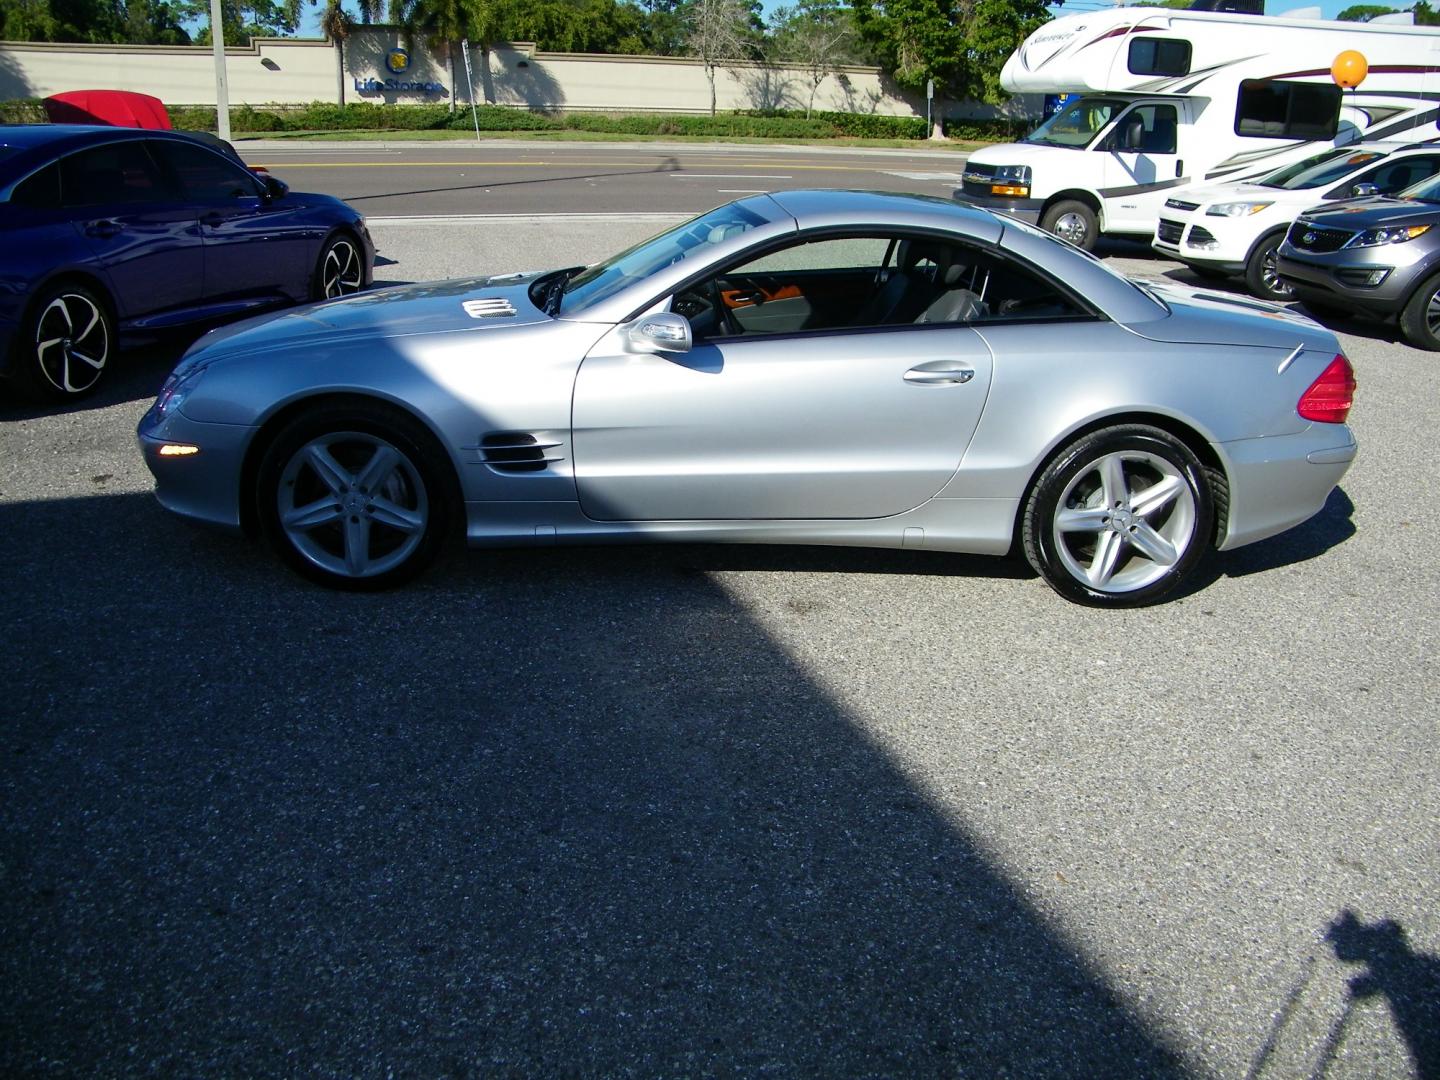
left=1332, top=50, right=1368, bottom=89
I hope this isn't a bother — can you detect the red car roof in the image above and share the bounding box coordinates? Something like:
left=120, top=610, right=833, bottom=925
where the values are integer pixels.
left=42, top=90, right=172, bottom=130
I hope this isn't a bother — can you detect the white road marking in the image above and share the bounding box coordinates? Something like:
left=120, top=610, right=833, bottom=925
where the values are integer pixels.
left=882, top=171, right=965, bottom=181
left=671, top=174, right=793, bottom=179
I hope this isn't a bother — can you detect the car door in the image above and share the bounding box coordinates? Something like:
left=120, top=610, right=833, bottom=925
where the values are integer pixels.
left=149, top=138, right=315, bottom=303
left=571, top=233, right=995, bottom=522
left=60, top=138, right=203, bottom=321
left=1101, top=102, right=1182, bottom=233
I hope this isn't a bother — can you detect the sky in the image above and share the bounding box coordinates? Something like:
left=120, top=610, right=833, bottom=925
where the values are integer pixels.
left=291, top=0, right=1390, bottom=41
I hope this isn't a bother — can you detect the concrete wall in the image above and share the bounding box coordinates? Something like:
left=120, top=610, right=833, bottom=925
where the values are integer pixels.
left=0, top=29, right=1033, bottom=120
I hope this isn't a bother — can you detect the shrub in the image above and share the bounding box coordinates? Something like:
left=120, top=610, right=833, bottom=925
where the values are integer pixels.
left=449, top=106, right=562, bottom=131
left=0, top=99, right=48, bottom=124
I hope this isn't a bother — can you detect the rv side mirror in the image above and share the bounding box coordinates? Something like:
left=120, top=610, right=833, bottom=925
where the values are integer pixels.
left=1351, top=182, right=1379, bottom=198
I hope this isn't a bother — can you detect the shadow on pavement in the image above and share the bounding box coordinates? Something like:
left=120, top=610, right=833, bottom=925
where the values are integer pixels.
left=1, top=490, right=1189, bottom=1075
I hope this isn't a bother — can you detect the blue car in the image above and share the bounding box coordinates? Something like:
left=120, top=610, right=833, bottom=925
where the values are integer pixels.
left=0, top=124, right=373, bottom=401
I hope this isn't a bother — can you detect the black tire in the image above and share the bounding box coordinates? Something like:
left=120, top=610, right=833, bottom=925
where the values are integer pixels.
left=312, top=231, right=365, bottom=301
left=14, top=282, right=115, bottom=402
left=1022, top=425, right=1214, bottom=607
left=1399, top=270, right=1440, bottom=351
left=1040, top=199, right=1099, bottom=251
left=256, top=400, right=454, bottom=590
left=1243, top=231, right=1295, bottom=302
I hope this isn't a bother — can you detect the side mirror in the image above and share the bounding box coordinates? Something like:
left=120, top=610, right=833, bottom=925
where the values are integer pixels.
left=1350, top=182, right=1379, bottom=198
left=263, top=175, right=289, bottom=200
left=626, top=311, right=692, bottom=354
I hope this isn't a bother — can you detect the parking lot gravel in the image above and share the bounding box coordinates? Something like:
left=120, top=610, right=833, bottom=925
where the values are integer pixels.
left=1, top=210, right=1436, bottom=1078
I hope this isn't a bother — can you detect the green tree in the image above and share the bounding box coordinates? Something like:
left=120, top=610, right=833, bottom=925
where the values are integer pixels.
left=851, top=0, right=1050, bottom=137
left=1, top=0, right=193, bottom=43
left=770, top=0, right=865, bottom=116
left=391, top=0, right=502, bottom=106
left=1413, top=0, right=1439, bottom=22
left=1336, top=3, right=1401, bottom=18
left=180, top=0, right=301, bottom=43
left=493, top=0, right=649, bottom=54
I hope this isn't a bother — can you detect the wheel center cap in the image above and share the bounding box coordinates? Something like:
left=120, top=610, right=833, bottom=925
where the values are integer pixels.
left=344, top=493, right=366, bottom=513
left=1111, top=507, right=1135, bottom=531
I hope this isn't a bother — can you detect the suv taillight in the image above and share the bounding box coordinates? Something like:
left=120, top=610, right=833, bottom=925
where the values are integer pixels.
left=1298, top=354, right=1356, bottom=424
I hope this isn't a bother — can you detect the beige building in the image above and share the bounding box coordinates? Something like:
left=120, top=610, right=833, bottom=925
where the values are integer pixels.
left=0, top=28, right=1033, bottom=120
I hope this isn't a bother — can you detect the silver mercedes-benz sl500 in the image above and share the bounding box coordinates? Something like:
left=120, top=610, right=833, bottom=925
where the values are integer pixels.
left=138, top=189, right=1357, bottom=607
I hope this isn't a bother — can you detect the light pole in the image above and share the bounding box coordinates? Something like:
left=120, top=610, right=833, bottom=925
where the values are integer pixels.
left=210, top=0, right=231, bottom=141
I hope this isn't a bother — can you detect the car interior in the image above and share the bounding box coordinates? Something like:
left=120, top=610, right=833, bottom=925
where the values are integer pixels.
left=672, top=233, right=1085, bottom=340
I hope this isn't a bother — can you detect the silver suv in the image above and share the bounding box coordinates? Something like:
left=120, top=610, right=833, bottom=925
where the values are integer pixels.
left=1277, top=173, right=1440, bottom=350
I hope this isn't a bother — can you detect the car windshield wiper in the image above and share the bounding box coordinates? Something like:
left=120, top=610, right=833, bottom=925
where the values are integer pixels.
left=542, top=268, right=578, bottom=315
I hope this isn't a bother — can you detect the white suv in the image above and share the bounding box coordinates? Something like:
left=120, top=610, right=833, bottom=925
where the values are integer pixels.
left=1152, top=141, right=1440, bottom=300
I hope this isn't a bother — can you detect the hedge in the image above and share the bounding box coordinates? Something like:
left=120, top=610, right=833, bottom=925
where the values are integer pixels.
left=2, top=98, right=1034, bottom=142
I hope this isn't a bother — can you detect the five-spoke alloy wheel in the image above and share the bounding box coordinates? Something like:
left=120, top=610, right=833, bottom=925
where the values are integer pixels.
left=314, top=233, right=364, bottom=300
left=20, top=284, right=114, bottom=401
left=258, top=402, right=452, bottom=589
left=1023, top=425, right=1215, bottom=607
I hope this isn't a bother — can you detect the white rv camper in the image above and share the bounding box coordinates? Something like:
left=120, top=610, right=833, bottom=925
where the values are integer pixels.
left=955, top=7, right=1440, bottom=249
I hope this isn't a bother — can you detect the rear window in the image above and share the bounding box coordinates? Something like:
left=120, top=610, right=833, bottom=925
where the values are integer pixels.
left=59, top=141, right=168, bottom=207
left=11, top=162, right=61, bottom=209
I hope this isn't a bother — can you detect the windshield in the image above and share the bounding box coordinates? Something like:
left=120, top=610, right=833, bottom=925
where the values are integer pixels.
left=1398, top=171, right=1440, bottom=203
left=1259, top=147, right=1385, bottom=190
left=552, top=203, right=770, bottom=315
left=1023, top=98, right=1124, bottom=149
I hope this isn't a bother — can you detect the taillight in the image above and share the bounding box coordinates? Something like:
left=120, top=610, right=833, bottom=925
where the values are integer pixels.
left=1297, top=354, right=1356, bottom=424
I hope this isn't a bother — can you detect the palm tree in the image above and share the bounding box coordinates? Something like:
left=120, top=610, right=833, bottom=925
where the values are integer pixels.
left=390, top=0, right=474, bottom=111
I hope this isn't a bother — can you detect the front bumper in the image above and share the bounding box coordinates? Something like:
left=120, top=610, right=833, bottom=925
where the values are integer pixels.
left=1153, top=212, right=1266, bottom=275
left=1275, top=249, right=1427, bottom=315
left=1218, top=424, right=1357, bottom=550
left=137, top=404, right=254, bottom=533
left=952, top=191, right=1044, bottom=225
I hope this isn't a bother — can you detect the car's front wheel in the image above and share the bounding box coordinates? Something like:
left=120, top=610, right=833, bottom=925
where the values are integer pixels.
left=1022, top=425, right=1214, bottom=607
left=1244, top=232, right=1295, bottom=302
left=313, top=232, right=365, bottom=300
left=1040, top=199, right=1099, bottom=251
left=257, top=401, right=453, bottom=589
left=1398, top=269, right=1440, bottom=351
left=15, top=283, right=114, bottom=402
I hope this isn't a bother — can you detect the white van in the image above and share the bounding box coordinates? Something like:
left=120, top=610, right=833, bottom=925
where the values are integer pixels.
left=955, top=6, right=1440, bottom=249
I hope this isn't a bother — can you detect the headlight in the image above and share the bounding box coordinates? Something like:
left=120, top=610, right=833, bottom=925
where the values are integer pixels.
left=992, top=165, right=1032, bottom=183
left=1348, top=223, right=1431, bottom=247
left=153, top=366, right=206, bottom=420
left=1206, top=201, right=1274, bottom=217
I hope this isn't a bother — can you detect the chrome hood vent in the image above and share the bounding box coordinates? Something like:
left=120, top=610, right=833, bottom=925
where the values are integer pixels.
left=462, top=297, right=518, bottom=319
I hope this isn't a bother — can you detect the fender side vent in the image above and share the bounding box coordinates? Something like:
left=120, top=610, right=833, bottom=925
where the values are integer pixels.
left=476, top=432, right=564, bottom=473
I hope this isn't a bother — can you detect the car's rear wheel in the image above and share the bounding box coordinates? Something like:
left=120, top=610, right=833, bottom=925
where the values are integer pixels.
left=1023, top=425, right=1214, bottom=607
left=1040, top=199, right=1099, bottom=251
left=257, top=401, right=452, bottom=589
left=313, top=232, right=364, bottom=300
left=1244, top=232, right=1294, bottom=302
left=15, top=283, right=114, bottom=402
left=1398, top=269, right=1440, bottom=351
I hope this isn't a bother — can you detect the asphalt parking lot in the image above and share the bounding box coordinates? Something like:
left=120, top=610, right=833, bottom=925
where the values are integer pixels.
left=2, top=205, right=1437, bottom=1077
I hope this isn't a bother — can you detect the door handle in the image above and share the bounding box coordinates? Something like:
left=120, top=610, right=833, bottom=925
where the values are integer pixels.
left=904, top=366, right=974, bottom=385
left=85, top=219, right=123, bottom=238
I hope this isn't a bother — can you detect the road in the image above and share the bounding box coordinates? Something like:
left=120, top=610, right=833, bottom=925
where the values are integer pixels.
left=239, top=139, right=971, bottom=216
left=2, top=148, right=1438, bottom=1077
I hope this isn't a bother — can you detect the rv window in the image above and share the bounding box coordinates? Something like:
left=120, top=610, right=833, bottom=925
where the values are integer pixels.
left=1128, top=38, right=1191, bottom=78
left=1235, top=80, right=1341, bottom=141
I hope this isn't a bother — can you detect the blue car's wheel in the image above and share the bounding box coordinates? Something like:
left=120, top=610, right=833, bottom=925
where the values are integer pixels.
left=17, top=283, right=114, bottom=402
left=257, top=401, right=453, bottom=589
left=314, top=234, right=365, bottom=300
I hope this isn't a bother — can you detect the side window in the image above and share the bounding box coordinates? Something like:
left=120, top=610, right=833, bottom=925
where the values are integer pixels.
left=59, top=142, right=168, bottom=207
left=1105, top=104, right=1178, bottom=154
left=151, top=140, right=260, bottom=201
left=11, top=162, right=61, bottom=210
left=678, top=233, right=1086, bottom=338
left=1128, top=38, right=1191, bottom=77
left=1235, top=80, right=1340, bottom=140
left=1362, top=155, right=1440, bottom=195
